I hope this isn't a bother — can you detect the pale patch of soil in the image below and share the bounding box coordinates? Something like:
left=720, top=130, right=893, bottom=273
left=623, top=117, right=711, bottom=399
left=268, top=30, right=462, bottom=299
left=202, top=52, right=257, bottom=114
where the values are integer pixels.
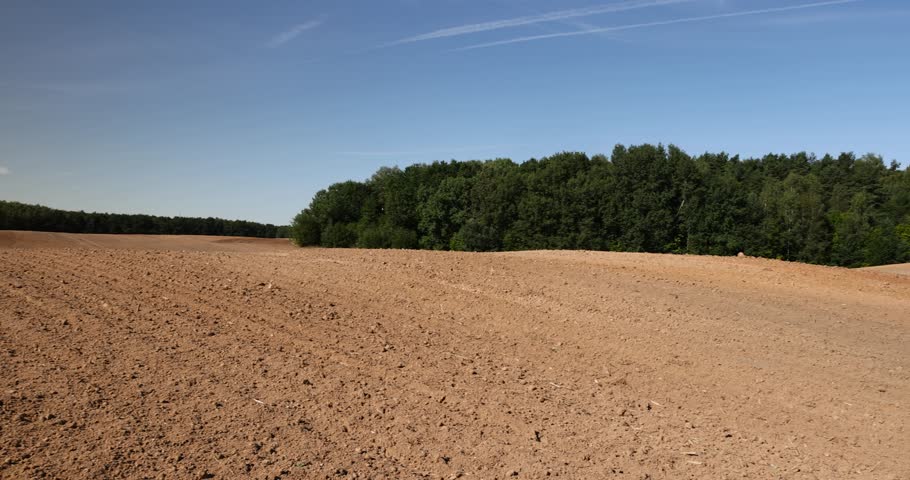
left=1, top=233, right=908, bottom=479
left=862, top=262, right=910, bottom=277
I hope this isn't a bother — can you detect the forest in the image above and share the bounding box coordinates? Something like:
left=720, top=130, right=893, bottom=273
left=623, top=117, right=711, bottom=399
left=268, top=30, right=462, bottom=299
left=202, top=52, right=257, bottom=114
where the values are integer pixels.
left=292, top=144, right=910, bottom=267
left=0, top=201, right=289, bottom=238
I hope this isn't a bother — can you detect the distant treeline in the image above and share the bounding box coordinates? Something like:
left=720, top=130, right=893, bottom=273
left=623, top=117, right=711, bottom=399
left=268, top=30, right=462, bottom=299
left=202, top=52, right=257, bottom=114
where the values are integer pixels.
left=0, top=201, right=290, bottom=238
left=292, top=144, right=910, bottom=267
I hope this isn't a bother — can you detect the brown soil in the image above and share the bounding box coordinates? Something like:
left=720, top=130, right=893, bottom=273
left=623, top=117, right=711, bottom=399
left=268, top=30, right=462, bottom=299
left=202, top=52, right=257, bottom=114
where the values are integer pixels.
left=2, top=232, right=908, bottom=479
left=0, top=231, right=292, bottom=252
left=861, top=263, right=910, bottom=277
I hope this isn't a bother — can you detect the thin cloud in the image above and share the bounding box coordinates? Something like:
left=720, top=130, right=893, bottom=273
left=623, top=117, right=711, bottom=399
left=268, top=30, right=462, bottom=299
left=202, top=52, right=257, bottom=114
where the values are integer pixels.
left=384, top=0, right=697, bottom=47
left=337, top=145, right=518, bottom=157
left=267, top=18, right=324, bottom=48
left=26, top=82, right=142, bottom=96
left=761, top=7, right=904, bottom=26
left=454, top=0, right=861, bottom=51
left=0, top=166, right=10, bottom=176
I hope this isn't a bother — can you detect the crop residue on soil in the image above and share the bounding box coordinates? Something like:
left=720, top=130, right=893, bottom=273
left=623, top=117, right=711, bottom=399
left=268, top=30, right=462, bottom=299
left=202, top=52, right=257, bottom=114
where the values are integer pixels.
left=2, top=232, right=908, bottom=479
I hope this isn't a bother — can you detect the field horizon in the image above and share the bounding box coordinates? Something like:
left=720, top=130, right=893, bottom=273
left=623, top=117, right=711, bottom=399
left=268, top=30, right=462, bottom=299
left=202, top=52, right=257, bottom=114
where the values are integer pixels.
left=3, top=230, right=909, bottom=274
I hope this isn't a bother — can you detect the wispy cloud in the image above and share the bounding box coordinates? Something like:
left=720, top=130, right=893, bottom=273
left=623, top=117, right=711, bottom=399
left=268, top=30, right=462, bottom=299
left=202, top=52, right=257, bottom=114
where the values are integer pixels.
left=760, top=7, right=904, bottom=26
left=0, top=167, right=10, bottom=176
left=267, top=18, right=325, bottom=48
left=25, top=82, right=143, bottom=96
left=384, top=0, right=696, bottom=47
left=453, top=0, right=861, bottom=51
left=337, top=144, right=518, bottom=157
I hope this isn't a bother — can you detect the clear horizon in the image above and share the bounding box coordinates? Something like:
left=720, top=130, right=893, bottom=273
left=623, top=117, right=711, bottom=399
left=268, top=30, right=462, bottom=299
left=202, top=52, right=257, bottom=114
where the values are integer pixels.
left=2, top=0, right=908, bottom=225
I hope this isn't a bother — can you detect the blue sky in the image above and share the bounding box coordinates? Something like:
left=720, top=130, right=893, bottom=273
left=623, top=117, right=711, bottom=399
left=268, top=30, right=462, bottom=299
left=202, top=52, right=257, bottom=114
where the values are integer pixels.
left=1, top=0, right=908, bottom=225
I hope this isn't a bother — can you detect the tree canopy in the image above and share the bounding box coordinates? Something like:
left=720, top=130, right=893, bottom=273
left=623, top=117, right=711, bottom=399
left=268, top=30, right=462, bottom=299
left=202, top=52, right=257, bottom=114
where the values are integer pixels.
left=0, top=201, right=288, bottom=238
left=292, top=144, right=910, bottom=267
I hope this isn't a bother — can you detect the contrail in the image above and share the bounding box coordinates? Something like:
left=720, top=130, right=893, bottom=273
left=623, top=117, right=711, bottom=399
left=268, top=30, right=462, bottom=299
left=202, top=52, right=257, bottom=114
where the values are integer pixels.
left=267, top=18, right=324, bottom=48
left=337, top=144, right=515, bottom=156
left=453, top=0, right=861, bottom=51
left=384, top=0, right=697, bottom=47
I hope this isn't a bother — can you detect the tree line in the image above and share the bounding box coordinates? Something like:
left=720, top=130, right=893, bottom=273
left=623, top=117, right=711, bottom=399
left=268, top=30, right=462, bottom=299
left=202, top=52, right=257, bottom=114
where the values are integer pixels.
left=0, top=201, right=289, bottom=238
left=292, top=144, right=910, bottom=267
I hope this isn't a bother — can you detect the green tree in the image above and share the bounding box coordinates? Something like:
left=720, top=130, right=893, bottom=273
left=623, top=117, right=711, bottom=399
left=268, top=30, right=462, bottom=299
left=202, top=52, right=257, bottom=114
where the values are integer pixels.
left=418, top=176, right=472, bottom=250
left=291, top=210, right=321, bottom=246
left=285, top=145, right=909, bottom=268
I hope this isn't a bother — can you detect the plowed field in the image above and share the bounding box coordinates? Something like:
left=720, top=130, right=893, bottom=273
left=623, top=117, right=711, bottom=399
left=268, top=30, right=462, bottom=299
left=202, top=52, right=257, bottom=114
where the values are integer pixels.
left=2, top=231, right=908, bottom=479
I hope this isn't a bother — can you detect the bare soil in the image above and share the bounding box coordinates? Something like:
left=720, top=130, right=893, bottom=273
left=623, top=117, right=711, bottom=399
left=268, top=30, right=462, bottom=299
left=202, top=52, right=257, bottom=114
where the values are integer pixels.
left=0, top=231, right=293, bottom=252
left=861, top=263, right=910, bottom=277
left=2, top=231, right=908, bottom=479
